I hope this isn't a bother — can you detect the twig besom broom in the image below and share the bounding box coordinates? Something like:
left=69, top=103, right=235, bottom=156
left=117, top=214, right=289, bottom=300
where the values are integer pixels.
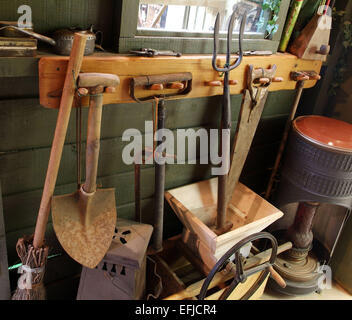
left=12, top=33, right=88, bottom=300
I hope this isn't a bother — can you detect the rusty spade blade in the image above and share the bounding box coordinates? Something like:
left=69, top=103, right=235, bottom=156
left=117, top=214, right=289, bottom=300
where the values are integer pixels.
left=52, top=73, right=119, bottom=268
left=51, top=187, right=116, bottom=268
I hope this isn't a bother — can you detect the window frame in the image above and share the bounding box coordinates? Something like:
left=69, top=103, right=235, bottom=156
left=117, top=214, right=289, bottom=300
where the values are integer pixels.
left=117, top=0, right=291, bottom=54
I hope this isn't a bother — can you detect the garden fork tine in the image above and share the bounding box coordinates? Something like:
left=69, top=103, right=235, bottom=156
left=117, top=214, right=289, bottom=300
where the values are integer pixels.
left=213, top=10, right=247, bottom=233
left=212, top=10, right=246, bottom=73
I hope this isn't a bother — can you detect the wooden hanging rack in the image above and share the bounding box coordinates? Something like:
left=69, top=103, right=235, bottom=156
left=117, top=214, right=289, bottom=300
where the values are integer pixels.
left=38, top=52, right=322, bottom=109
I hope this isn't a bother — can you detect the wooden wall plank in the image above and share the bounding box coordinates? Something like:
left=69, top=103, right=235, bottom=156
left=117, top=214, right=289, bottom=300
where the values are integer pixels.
left=0, top=112, right=288, bottom=197
left=0, top=90, right=294, bottom=152
left=0, top=77, right=38, bottom=99
left=2, top=139, right=281, bottom=236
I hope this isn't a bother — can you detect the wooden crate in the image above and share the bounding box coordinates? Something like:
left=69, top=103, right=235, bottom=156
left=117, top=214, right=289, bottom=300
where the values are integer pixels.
left=165, top=178, right=283, bottom=270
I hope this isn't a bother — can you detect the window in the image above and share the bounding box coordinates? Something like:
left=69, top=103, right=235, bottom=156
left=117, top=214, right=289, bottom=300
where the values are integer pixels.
left=118, top=0, right=291, bottom=54
left=137, top=1, right=266, bottom=35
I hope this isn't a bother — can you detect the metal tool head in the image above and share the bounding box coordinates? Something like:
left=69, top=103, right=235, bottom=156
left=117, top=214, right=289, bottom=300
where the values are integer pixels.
left=212, top=10, right=247, bottom=73
left=52, top=187, right=117, bottom=268
left=129, top=48, right=182, bottom=57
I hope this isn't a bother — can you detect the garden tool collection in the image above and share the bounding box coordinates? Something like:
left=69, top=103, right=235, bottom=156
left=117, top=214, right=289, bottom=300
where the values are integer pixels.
left=130, top=73, right=192, bottom=252
left=12, top=33, right=88, bottom=300
left=265, top=70, right=321, bottom=200
left=225, top=65, right=282, bottom=209
left=52, top=73, right=120, bottom=269
left=212, top=10, right=246, bottom=235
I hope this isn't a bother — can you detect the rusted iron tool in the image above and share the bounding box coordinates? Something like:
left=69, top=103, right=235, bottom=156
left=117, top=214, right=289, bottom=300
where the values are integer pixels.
left=225, top=65, right=282, bottom=210
left=164, top=240, right=292, bottom=300
left=212, top=10, right=246, bottom=234
left=52, top=73, right=120, bottom=268
left=130, top=48, right=181, bottom=57
left=265, top=71, right=321, bottom=199
left=130, top=73, right=192, bottom=253
left=198, top=232, right=286, bottom=300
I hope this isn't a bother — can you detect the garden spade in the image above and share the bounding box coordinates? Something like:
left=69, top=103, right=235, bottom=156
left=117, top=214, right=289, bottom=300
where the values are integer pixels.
left=52, top=73, right=120, bottom=268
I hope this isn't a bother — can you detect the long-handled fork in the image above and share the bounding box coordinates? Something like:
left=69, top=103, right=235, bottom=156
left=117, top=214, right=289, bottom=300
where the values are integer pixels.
left=212, top=11, right=247, bottom=234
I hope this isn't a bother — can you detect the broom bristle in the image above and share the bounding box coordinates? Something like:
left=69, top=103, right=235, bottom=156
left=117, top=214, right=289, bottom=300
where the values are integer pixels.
left=11, top=236, right=49, bottom=300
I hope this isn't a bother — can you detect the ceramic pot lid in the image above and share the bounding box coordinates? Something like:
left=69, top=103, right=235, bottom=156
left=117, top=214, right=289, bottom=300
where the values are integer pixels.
left=293, top=115, right=352, bottom=152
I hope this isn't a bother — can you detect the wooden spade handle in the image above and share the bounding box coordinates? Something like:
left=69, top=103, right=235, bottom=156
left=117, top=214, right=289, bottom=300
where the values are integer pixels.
left=33, top=33, right=88, bottom=248
left=83, top=93, right=103, bottom=193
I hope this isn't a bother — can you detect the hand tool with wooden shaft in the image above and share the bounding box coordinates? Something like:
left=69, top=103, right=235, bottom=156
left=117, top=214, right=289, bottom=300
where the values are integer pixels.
left=129, top=48, right=182, bottom=57
left=198, top=232, right=286, bottom=300
left=265, top=70, right=321, bottom=200
left=11, top=33, right=88, bottom=300
left=224, top=65, right=283, bottom=211
left=130, top=73, right=192, bottom=252
left=212, top=10, right=246, bottom=235
left=52, top=73, right=120, bottom=269
left=164, top=240, right=292, bottom=300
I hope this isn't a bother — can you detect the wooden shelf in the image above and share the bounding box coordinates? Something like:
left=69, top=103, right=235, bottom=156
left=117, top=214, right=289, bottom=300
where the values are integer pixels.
left=38, top=52, right=322, bottom=108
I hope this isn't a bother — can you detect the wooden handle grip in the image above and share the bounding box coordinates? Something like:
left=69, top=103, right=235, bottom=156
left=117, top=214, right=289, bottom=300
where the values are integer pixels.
left=258, top=77, right=270, bottom=84
left=33, top=33, right=88, bottom=248
left=150, top=83, right=164, bottom=90
left=228, top=79, right=238, bottom=85
left=272, top=77, right=283, bottom=82
left=167, top=82, right=185, bottom=89
left=78, top=87, right=89, bottom=96
left=78, top=73, right=120, bottom=88
left=269, top=266, right=286, bottom=288
left=206, top=81, right=222, bottom=87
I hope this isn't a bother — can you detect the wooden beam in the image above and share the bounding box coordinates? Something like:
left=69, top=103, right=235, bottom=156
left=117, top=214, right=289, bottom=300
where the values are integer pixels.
left=39, top=53, right=322, bottom=109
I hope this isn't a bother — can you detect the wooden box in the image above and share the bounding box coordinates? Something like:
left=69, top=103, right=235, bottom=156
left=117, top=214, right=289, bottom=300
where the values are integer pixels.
left=165, top=178, right=283, bottom=270
left=77, top=219, right=153, bottom=300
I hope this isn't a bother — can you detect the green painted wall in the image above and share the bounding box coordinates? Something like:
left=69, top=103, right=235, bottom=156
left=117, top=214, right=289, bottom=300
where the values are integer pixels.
left=0, top=0, right=298, bottom=299
left=0, top=90, right=295, bottom=298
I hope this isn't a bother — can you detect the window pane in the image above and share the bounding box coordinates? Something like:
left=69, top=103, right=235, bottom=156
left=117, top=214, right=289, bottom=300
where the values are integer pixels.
left=137, top=0, right=267, bottom=35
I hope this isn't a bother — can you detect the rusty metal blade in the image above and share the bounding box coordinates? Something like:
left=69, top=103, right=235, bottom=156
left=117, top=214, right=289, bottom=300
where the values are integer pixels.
left=52, top=188, right=117, bottom=268
left=225, top=89, right=269, bottom=207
